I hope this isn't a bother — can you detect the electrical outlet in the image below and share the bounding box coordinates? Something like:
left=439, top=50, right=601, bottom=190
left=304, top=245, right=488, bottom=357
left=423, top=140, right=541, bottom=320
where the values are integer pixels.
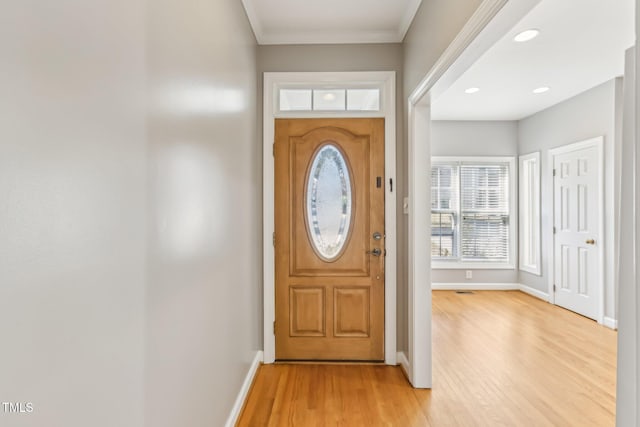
left=465, top=270, right=473, bottom=280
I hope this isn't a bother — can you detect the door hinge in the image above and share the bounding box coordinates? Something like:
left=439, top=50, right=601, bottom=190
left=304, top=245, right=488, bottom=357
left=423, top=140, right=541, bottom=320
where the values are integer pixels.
left=553, top=226, right=556, bottom=234
left=553, top=169, right=556, bottom=177
left=272, top=232, right=275, bottom=247
left=272, top=143, right=275, bottom=157
left=553, top=284, right=556, bottom=292
left=273, top=321, right=276, bottom=335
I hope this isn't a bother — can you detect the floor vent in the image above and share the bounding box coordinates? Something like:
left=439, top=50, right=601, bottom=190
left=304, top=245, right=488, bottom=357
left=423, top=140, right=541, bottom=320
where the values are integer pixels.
left=455, top=290, right=474, bottom=294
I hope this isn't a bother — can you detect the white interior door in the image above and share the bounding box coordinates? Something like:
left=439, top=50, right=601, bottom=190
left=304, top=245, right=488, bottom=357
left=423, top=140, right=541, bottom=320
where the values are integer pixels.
left=552, top=139, right=603, bottom=321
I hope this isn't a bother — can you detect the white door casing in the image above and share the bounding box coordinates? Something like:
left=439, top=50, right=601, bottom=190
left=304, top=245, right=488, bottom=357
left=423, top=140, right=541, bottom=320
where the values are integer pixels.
left=406, top=0, right=510, bottom=388
left=550, top=137, right=604, bottom=321
left=263, top=71, right=397, bottom=365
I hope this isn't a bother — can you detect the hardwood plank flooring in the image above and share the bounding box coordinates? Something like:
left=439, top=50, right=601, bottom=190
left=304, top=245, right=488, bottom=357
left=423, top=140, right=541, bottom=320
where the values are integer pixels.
left=237, top=291, right=617, bottom=426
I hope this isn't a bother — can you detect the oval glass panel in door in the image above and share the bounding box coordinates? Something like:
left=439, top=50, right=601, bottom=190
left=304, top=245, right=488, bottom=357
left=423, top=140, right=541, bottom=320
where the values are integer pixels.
left=306, top=144, right=353, bottom=261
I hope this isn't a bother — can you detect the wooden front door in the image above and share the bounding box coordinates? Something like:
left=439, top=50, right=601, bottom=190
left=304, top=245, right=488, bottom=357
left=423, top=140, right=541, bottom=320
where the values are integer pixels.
left=274, top=118, right=385, bottom=361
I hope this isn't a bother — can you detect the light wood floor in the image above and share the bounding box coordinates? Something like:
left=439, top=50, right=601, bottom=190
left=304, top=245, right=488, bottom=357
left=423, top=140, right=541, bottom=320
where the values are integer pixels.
left=237, top=291, right=617, bottom=426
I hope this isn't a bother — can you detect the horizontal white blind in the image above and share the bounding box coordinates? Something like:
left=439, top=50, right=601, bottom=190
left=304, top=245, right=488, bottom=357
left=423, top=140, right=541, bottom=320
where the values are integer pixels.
left=431, top=164, right=458, bottom=211
left=460, top=164, right=509, bottom=261
left=431, top=164, right=458, bottom=258
left=431, top=212, right=456, bottom=257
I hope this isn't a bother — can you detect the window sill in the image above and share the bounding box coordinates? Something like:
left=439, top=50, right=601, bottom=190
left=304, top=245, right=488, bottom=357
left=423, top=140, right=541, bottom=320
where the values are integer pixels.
left=432, top=262, right=515, bottom=270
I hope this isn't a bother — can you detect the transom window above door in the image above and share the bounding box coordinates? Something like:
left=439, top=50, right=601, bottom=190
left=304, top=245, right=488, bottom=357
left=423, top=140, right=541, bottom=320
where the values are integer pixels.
left=431, top=157, right=516, bottom=269
left=279, top=88, right=380, bottom=112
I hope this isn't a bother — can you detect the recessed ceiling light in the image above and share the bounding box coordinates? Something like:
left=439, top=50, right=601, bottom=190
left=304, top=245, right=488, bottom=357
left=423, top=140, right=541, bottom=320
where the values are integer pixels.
left=533, top=86, right=550, bottom=94
left=465, top=87, right=480, bottom=94
left=514, top=29, right=540, bottom=42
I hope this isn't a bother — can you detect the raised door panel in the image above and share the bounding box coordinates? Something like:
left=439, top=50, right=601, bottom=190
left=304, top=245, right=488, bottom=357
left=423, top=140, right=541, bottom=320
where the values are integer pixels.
left=289, top=287, right=325, bottom=337
left=334, top=287, right=370, bottom=338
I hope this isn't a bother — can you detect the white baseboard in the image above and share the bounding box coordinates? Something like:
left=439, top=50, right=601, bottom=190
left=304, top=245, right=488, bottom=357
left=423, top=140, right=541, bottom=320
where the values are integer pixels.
left=432, top=282, right=520, bottom=291
left=603, top=316, right=618, bottom=330
left=431, top=283, right=552, bottom=304
left=518, top=284, right=550, bottom=302
left=224, top=350, right=263, bottom=427
left=397, top=351, right=410, bottom=378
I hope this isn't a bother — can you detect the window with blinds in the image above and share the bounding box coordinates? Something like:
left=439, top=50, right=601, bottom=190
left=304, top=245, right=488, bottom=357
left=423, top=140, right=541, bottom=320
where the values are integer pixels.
left=431, top=164, right=458, bottom=258
left=519, top=152, right=541, bottom=275
left=431, top=158, right=513, bottom=265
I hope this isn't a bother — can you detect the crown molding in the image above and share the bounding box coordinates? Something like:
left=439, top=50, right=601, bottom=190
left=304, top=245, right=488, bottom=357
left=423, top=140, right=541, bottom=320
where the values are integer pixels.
left=241, top=0, right=422, bottom=45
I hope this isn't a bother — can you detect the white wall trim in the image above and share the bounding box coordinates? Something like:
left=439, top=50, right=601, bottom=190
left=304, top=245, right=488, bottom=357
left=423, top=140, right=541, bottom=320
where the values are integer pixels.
left=406, top=0, right=508, bottom=389
left=397, top=351, right=410, bottom=377
left=432, top=283, right=550, bottom=302
left=257, top=30, right=403, bottom=45
left=432, top=282, right=519, bottom=291
left=224, top=351, right=263, bottom=427
left=547, top=137, right=606, bottom=324
left=408, top=0, right=508, bottom=105
left=240, top=0, right=264, bottom=43
left=519, top=283, right=550, bottom=302
left=604, top=316, right=618, bottom=330
left=519, top=151, right=542, bottom=276
left=263, top=71, right=397, bottom=365
left=396, top=0, right=424, bottom=42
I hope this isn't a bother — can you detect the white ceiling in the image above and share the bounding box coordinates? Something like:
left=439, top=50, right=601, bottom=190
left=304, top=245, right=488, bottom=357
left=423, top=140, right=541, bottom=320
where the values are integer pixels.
left=432, top=0, right=636, bottom=121
left=241, top=0, right=422, bottom=45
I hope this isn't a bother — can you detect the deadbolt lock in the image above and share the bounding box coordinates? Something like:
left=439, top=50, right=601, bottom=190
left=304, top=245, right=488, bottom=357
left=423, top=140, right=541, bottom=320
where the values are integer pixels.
left=367, top=248, right=382, bottom=257
left=372, top=232, right=383, bottom=240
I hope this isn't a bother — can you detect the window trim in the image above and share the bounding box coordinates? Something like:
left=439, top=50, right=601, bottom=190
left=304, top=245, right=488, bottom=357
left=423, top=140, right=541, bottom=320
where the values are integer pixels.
left=519, top=152, right=541, bottom=276
left=431, top=156, right=517, bottom=270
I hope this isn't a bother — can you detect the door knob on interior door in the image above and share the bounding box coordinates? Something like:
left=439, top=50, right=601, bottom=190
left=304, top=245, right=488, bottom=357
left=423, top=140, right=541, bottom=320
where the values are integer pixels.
left=586, top=239, right=596, bottom=245
left=367, top=248, right=382, bottom=256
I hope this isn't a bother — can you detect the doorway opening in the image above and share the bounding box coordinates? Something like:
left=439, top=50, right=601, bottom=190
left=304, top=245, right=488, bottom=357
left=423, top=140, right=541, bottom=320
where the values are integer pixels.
left=263, top=71, right=397, bottom=365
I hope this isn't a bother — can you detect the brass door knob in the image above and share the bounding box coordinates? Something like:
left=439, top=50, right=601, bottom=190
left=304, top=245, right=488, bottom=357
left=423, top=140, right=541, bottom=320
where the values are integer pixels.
left=586, top=239, right=596, bottom=245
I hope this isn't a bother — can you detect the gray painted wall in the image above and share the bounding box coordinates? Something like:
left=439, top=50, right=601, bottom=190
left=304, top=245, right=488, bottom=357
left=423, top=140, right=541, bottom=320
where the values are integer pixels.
left=0, top=0, right=260, bottom=426
left=431, top=121, right=519, bottom=283
left=256, top=43, right=409, bottom=352
left=403, top=0, right=483, bottom=97
left=145, top=1, right=260, bottom=426
left=401, top=0, right=482, bottom=353
left=518, top=80, right=621, bottom=322
left=432, top=120, right=518, bottom=157
left=0, top=1, right=146, bottom=425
